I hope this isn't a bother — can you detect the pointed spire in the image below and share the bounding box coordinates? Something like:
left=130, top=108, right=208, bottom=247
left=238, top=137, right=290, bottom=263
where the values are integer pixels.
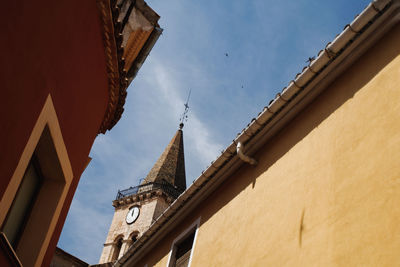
left=142, top=128, right=186, bottom=191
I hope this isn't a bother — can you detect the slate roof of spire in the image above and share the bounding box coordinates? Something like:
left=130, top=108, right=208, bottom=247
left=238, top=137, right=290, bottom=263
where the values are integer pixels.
left=142, top=128, right=186, bottom=191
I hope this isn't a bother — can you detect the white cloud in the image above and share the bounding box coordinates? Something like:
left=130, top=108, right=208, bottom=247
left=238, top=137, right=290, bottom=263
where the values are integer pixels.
left=60, top=196, right=112, bottom=262
left=140, top=57, right=224, bottom=171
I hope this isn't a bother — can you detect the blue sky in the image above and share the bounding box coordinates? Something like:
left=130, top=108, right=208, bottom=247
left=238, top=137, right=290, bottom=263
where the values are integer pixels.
left=58, top=0, right=371, bottom=263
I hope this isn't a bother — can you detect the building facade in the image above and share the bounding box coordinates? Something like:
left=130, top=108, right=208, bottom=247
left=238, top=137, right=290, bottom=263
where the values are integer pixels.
left=110, top=0, right=400, bottom=266
left=0, top=0, right=161, bottom=266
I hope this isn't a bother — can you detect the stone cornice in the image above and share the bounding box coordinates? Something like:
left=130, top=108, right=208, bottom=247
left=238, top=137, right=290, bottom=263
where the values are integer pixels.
left=96, top=0, right=126, bottom=134
left=113, top=189, right=174, bottom=208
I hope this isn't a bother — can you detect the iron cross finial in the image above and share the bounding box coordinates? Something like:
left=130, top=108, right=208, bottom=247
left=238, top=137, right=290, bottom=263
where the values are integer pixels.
left=179, top=89, right=192, bottom=129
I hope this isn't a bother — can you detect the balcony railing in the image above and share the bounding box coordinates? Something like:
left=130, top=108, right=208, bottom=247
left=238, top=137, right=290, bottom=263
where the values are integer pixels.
left=115, top=181, right=183, bottom=200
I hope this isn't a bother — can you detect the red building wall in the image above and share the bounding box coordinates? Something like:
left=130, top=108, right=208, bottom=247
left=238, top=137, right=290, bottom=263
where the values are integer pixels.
left=0, top=0, right=112, bottom=265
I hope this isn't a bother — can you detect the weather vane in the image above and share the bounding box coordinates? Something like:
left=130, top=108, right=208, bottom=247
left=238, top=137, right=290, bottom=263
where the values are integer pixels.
left=179, top=89, right=191, bottom=129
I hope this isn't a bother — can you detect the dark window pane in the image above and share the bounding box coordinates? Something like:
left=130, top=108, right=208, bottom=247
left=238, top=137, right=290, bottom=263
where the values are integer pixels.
left=2, top=159, right=42, bottom=247
left=174, top=231, right=195, bottom=267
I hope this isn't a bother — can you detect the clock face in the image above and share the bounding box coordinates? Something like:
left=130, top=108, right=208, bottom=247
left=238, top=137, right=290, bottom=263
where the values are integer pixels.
left=126, top=206, right=140, bottom=224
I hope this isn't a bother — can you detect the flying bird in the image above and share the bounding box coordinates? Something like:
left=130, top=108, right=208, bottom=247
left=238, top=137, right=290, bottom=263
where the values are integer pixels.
left=225, top=52, right=229, bottom=57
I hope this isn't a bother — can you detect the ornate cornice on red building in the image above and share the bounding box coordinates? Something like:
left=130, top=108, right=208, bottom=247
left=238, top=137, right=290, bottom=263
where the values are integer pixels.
left=96, top=0, right=162, bottom=134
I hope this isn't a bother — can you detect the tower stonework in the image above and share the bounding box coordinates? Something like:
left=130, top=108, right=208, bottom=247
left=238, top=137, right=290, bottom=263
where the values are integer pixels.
left=99, top=128, right=186, bottom=264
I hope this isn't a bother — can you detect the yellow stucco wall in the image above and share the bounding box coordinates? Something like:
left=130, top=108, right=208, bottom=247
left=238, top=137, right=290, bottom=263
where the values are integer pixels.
left=137, top=23, right=400, bottom=267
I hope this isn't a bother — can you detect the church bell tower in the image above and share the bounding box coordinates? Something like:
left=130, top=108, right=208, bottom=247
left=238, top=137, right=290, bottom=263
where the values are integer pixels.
left=99, top=125, right=187, bottom=264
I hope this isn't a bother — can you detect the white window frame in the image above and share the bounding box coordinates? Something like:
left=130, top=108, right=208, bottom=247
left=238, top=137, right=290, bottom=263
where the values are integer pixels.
left=166, top=217, right=201, bottom=267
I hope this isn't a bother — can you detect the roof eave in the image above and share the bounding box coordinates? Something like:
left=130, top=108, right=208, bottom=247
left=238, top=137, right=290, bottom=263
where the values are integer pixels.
left=97, top=0, right=162, bottom=134
left=126, top=26, right=163, bottom=83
